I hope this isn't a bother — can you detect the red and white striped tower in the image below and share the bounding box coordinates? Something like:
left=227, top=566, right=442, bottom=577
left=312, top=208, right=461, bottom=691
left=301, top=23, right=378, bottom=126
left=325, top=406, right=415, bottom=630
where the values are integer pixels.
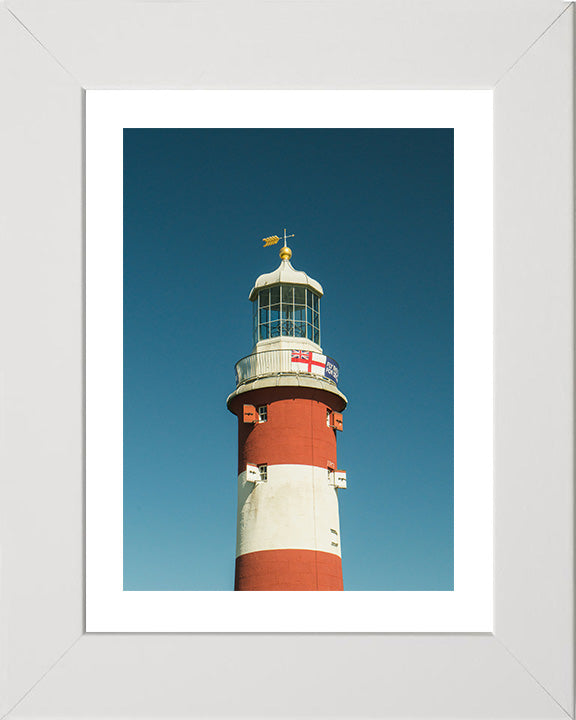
left=227, top=235, right=347, bottom=590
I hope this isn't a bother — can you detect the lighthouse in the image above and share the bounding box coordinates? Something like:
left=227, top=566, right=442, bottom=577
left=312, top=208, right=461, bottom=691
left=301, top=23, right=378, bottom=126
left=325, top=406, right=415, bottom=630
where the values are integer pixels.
left=227, top=233, right=348, bottom=590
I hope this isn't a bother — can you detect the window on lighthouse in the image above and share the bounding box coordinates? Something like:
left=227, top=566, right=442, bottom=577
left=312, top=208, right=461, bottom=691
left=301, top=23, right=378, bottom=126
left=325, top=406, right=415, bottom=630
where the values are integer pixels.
left=254, top=284, right=320, bottom=344
left=258, top=406, right=267, bottom=423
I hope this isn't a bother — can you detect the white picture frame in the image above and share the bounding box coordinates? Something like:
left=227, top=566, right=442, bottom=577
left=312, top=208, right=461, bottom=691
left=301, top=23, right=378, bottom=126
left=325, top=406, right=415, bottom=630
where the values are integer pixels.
left=1, top=1, right=573, bottom=718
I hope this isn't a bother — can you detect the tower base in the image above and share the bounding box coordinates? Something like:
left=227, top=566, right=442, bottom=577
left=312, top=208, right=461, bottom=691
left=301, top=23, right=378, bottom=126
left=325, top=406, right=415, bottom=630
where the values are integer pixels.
left=235, top=549, right=343, bottom=591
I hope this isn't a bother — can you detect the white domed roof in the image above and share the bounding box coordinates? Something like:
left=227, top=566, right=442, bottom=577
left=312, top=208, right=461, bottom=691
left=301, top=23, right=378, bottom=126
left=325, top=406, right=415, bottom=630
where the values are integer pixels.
left=248, top=258, right=323, bottom=301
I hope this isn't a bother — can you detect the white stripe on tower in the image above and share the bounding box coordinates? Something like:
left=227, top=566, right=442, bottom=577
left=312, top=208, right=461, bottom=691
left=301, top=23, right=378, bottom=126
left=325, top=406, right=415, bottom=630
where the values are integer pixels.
left=236, top=464, right=342, bottom=557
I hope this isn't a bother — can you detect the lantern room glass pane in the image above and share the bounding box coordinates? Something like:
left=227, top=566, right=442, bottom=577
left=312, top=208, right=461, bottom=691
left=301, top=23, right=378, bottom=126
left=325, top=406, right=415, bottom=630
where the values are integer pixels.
left=270, top=320, right=280, bottom=337
left=306, top=323, right=313, bottom=340
left=293, top=306, right=305, bottom=322
left=259, top=288, right=269, bottom=307
left=294, top=286, right=305, bottom=304
left=260, top=323, right=269, bottom=339
left=313, top=327, right=319, bottom=343
left=281, top=285, right=293, bottom=304
left=270, top=286, right=280, bottom=304
left=270, top=304, right=280, bottom=321
left=295, top=322, right=306, bottom=337
left=259, top=308, right=269, bottom=323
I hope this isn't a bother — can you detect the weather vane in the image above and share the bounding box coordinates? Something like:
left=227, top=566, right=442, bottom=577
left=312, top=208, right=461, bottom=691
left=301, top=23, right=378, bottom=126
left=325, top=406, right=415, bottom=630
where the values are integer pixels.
left=262, top=228, right=295, bottom=260
left=262, top=228, right=294, bottom=248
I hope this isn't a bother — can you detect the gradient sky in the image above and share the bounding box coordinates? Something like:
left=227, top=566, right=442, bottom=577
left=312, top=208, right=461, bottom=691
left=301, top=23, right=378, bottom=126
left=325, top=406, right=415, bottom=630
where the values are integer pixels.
left=123, top=128, right=454, bottom=591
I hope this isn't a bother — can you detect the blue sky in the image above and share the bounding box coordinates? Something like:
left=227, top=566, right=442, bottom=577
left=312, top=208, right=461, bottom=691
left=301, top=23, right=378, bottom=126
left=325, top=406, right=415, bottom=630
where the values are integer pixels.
left=123, top=128, right=453, bottom=591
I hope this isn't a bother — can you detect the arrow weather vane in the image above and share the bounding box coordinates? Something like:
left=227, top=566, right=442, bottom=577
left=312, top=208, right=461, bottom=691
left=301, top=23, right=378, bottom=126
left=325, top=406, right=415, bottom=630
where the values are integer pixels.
left=262, top=228, right=295, bottom=248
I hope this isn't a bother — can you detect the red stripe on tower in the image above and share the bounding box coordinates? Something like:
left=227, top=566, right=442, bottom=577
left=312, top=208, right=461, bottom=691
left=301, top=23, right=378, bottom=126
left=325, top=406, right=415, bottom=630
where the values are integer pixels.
left=235, top=549, right=343, bottom=591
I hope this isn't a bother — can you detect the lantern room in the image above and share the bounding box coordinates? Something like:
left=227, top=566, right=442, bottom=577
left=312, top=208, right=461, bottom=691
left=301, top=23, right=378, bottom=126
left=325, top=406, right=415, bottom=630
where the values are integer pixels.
left=248, top=246, right=324, bottom=352
left=251, top=283, right=321, bottom=345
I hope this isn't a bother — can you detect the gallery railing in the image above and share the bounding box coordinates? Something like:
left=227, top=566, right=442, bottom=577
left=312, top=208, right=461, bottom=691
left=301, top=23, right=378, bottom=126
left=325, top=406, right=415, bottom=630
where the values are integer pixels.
left=234, top=349, right=340, bottom=388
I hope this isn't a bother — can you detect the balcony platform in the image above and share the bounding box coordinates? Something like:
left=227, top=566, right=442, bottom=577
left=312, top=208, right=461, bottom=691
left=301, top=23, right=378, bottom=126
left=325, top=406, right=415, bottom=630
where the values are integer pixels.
left=227, top=364, right=347, bottom=409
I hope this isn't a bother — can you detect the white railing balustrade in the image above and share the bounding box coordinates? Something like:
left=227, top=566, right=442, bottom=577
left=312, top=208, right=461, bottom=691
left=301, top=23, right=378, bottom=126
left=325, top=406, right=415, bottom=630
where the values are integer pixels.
left=234, top=349, right=340, bottom=387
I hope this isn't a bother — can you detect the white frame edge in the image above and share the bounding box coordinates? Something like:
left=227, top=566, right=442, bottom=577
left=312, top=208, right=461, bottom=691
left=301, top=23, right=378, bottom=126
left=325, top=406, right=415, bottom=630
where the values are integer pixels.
left=0, top=2, right=573, bottom=719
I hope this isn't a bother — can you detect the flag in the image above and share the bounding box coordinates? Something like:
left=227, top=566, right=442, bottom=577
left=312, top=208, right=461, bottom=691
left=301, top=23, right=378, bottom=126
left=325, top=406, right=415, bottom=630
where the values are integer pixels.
left=290, top=350, right=326, bottom=376
left=324, top=357, right=340, bottom=384
left=262, top=235, right=280, bottom=247
left=291, top=350, right=340, bottom=384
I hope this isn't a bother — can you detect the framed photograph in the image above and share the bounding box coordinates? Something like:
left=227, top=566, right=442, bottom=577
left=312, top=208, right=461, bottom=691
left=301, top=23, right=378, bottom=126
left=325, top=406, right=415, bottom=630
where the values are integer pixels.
left=1, top=1, right=573, bottom=718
